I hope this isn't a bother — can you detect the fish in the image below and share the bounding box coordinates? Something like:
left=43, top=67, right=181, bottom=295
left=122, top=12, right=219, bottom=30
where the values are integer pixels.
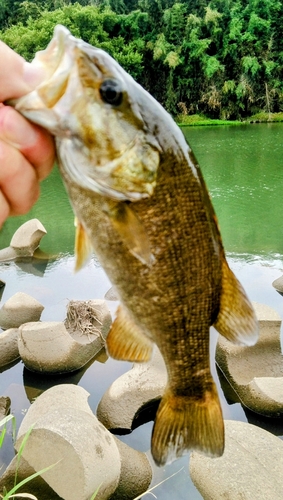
left=11, top=25, right=258, bottom=466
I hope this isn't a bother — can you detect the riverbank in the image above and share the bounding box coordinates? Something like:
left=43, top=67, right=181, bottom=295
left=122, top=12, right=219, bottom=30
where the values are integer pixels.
left=176, top=112, right=283, bottom=126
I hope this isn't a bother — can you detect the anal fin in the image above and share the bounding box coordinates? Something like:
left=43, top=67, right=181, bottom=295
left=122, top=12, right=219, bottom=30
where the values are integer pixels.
left=151, top=382, right=224, bottom=466
left=107, top=305, right=153, bottom=362
left=214, top=260, right=258, bottom=346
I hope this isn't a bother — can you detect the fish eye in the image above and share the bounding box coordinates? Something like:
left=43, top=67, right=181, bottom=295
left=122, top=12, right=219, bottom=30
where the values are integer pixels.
left=99, top=79, right=123, bottom=106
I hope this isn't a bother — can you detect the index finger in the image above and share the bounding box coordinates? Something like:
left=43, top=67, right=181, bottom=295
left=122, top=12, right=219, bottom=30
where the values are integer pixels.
left=0, top=41, right=43, bottom=101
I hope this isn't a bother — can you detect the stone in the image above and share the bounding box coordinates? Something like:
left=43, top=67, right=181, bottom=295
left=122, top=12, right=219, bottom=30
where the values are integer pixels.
left=0, top=328, right=20, bottom=367
left=104, top=286, right=120, bottom=301
left=272, top=274, right=283, bottom=293
left=0, top=455, right=63, bottom=500
left=97, top=348, right=167, bottom=430
left=0, top=219, right=47, bottom=262
left=0, top=396, right=11, bottom=419
left=190, top=420, right=283, bottom=500
left=216, top=302, right=283, bottom=416
left=10, top=219, right=47, bottom=256
left=0, top=292, right=44, bottom=329
left=18, top=319, right=108, bottom=373
left=16, top=385, right=121, bottom=500
left=111, top=437, right=152, bottom=500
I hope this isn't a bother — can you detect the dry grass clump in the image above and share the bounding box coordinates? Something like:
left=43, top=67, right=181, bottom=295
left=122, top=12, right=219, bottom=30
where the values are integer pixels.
left=65, top=300, right=105, bottom=342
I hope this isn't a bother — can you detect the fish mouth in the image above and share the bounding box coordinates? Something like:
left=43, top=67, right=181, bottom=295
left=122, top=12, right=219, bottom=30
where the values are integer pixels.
left=13, top=25, right=160, bottom=202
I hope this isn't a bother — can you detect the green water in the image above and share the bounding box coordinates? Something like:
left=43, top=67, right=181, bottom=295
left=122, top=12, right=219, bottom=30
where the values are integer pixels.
left=1, top=123, right=283, bottom=499
left=183, top=123, right=283, bottom=259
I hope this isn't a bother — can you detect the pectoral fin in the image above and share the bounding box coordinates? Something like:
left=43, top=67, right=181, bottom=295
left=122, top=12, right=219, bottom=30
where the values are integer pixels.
left=214, top=260, right=258, bottom=346
left=107, top=305, right=153, bottom=362
left=74, top=218, right=93, bottom=271
left=107, top=202, right=154, bottom=267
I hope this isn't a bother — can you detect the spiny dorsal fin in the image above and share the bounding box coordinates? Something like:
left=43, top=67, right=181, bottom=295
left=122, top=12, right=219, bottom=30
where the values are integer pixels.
left=151, top=382, right=224, bottom=466
left=74, top=218, right=93, bottom=271
left=107, top=305, right=153, bottom=362
left=214, top=260, right=258, bottom=346
left=106, top=202, right=154, bottom=267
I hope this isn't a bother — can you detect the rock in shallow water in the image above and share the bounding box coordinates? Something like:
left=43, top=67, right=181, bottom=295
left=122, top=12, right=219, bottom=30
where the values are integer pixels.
left=0, top=292, right=44, bottom=329
left=216, top=302, right=283, bottom=417
left=13, top=384, right=152, bottom=500
left=190, top=420, right=283, bottom=500
left=97, top=347, right=167, bottom=431
left=18, top=299, right=112, bottom=373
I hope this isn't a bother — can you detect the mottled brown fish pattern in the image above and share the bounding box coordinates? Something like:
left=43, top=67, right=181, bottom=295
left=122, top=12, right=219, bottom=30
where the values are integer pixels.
left=12, top=26, right=258, bottom=466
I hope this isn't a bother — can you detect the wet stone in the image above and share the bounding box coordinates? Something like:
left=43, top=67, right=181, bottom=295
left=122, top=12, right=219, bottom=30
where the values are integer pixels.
left=0, top=292, right=44, bottom=330
left=0, top=396, right=11, bottom=419
left=190, top=420, right=283, bottom=500
left=0, top=328, right=20, bottom=368
left=216, top=302, right=283, bottom=417
left=97, top=347, right=167, bottom=431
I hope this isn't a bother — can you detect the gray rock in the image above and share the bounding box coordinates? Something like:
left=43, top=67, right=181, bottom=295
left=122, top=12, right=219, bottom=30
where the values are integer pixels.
left=97, top=348, right=167, bottom=430
left=18, top=318, right=108, bottom=373
left=111, top=438, right=152, bottom=500
left=190, top=420, right=283, bottom=500
left=272, top=274, right=283, bottom=292
left=0, top=455, right=63, bottom=499
left=0, top=292, right=44, bottom=329
left=10, top=219, right=47, bottom=256
left=216, top=302, right=283, bottom=416
left=0, top=396, right=11, bottom=418
left=0, top=219, right=47, bottom=262
left=0, top=328, right=20, bottom=367
left=16, top=385, right=121, bottom=500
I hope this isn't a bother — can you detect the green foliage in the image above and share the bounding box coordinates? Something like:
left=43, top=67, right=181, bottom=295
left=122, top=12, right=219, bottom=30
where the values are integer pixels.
left=1, top=0, right=283, bottom=118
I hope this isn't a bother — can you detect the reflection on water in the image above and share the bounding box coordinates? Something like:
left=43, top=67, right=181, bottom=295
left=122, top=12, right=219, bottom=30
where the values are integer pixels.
left=1, top=124, right=283, bottom=498
left=183, top=123, right=283, bottom=257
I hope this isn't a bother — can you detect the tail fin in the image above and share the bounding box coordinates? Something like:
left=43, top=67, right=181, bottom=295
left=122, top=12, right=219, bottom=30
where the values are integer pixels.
left=151, top=383, right=224, bottom=466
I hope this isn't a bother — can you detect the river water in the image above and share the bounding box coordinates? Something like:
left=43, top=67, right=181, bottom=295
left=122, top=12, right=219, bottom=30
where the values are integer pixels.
left=0, top=123, right=283, bottom=499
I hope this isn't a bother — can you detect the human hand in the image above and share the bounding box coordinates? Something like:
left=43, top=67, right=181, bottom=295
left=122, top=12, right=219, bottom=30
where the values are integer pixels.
left=0, top=41, right=55, bottom=228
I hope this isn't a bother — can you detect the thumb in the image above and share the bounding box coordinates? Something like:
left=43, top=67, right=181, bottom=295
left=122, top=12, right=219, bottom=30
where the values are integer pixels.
left=0, top=41, right=44, bottom=101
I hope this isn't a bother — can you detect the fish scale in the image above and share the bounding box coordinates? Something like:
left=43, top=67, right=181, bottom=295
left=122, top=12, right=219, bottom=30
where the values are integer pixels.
left=11, top=25, right=259, bottom=466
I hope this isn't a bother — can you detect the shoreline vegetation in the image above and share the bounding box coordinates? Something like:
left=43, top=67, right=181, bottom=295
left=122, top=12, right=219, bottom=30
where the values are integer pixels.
left=1, top=1, right=283, bottom=121
left=176, top=111, right=283, bottom=126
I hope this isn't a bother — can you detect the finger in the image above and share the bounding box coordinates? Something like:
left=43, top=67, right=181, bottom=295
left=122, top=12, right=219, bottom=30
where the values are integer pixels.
left=0, top=190, right=9, bottom=228
left=0, top=140, right=40, bottom=217
left=0, top=106, right=55, bottom=181
left=0, top=41, right=45, bottom=101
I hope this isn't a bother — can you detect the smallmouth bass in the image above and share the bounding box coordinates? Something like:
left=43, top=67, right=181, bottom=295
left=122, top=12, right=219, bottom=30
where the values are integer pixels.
left=11, top=26, right=258, bottom=466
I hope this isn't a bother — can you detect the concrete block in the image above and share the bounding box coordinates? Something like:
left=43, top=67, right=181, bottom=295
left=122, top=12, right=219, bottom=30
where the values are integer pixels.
left=18, top=320, right=107, bottom=373
left=16, top=385, right=121, bottom=500
left=112, top=437, right=152, bottom=500
left=0, top=292, right=44, bottom=329
left=216, top=302, right=283, bottom=416
left=0, top=219, right=47, bottom=262
left=0, top=328, right=20, bottom=368
left=97, top=348, right=167, bottom=430
left=190, top=420, right=283, bottom=500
